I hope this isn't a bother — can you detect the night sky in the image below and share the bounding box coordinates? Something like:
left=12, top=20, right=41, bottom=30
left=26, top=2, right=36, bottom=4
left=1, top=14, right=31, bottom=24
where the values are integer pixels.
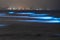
left=0, top=0, right=60, bottom=10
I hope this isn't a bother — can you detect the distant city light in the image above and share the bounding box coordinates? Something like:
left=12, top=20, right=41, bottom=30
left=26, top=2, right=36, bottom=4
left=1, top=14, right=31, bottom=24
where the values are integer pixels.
left=7, top=8, right=12, bottom=10
left=12, top=8, right=17, bottom=10
left=36, top=8, right=43, bottom=10
left=6, top=7, right=52, bottom=10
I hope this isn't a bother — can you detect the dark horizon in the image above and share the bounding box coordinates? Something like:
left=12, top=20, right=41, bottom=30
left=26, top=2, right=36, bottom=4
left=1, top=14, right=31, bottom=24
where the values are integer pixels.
left=0, top=0, right=60, bottom=10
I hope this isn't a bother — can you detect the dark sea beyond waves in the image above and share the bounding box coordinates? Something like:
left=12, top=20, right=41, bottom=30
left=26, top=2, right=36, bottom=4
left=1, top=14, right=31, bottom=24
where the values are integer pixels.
left=0, top=10, right=60, bottom=40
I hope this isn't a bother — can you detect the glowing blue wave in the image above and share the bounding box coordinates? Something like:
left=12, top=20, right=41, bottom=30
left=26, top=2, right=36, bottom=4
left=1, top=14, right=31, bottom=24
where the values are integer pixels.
left=1, top=12, right=60, bottom=23
left=16, top=12, right=60, bottom=23
left=29, top=14, right=49, bottom=17
left=0, top=24, right=8, bottom=28
left=16, top=20, right=45, bottom=23
left=0, top=16, right=53, bottom=19
left=16, top=20, right=60, bottom=23
left=0, top=13, right=7, bottom=16
left=16, top=12, right=48, bottom=17
left=16, top=12, right=34, bottom=14
left=8, top=12, right=15, bottom=14
left=31, top=16, right=54, bottom=19
left=0, top=16, right=31, bottom=18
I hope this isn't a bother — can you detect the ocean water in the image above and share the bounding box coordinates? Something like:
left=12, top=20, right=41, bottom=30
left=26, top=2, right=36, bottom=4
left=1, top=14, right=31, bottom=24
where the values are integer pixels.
left=0, top=10, right=60, bottom=40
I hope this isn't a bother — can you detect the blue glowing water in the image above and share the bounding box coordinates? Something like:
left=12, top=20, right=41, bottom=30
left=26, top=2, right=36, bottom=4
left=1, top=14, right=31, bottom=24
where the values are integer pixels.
left=0, top=12, right=60, bottom=23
